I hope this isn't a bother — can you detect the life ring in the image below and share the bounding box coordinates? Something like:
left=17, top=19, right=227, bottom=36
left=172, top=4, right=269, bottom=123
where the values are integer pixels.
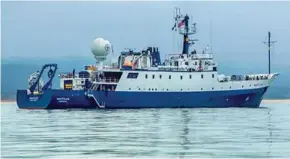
left=48, top=69, right=53, bottom=78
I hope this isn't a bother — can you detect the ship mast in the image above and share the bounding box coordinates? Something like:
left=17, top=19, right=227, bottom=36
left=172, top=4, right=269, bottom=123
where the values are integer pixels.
left=172, top=8, right=197, bottom=54
left=263, top=31, right=276, bottom=74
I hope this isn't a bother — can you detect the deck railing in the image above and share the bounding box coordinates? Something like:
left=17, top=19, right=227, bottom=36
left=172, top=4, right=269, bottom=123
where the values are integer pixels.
left=96, top=78, right=119, bottom=83
left=218, top=74, right=270, bottom=82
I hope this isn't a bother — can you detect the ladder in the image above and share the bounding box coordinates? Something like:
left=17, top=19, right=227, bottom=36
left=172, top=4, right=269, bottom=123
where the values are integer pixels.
left=85, top=83, right=105, bottom=109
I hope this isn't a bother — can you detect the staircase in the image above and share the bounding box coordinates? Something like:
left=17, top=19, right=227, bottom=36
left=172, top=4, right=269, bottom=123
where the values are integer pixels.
left=85, top=82, right=105, bottom=109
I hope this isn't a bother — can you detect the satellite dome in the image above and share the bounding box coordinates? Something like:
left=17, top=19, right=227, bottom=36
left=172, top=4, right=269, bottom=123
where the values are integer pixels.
left=91, top=38, right=111, bottom=60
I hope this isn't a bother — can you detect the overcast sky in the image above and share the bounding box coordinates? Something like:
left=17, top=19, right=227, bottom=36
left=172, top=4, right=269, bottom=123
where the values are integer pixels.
left=2, top=1, right=290, bottom=66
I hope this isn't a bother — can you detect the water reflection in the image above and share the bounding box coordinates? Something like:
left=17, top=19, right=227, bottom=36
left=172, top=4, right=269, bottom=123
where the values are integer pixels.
left=179, top=109, right=190, bottom=158
left=1, top=103, right=290, bottom=158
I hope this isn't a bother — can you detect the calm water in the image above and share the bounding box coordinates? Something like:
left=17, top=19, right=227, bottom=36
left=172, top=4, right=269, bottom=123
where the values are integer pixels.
left=1, top=103, right=290, bottom=158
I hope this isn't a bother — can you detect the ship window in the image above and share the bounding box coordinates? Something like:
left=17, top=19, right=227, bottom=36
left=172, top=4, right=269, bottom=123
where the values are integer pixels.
left=180, top=75, right=183, bottom=80
left=169, top=75, right=171, bottom=79
left=174, top=61, right=178, bottom=66
left=138, top=88, right=141, bottom=90
left=212, top=74, right=214, bottom=78
left=129, top=88, right=131, bottom=90
left=145, top=74, right=148, bottom=79
left=127, top=73, right=138, bottom=79
left=212, top=87, right=214, bottom=90
left=230, top=86, right=232, bottom=89
left=195, top=61, right=197, bottom=65
left=189, top=75, right=192, bottom=79
left=152, top=74, right=155, bottom=79
left=201, top=88, right=203, bottom=90
left=149, top=88, right=151, bottom=90
left=185, top=62, right=189, bottom=65
left=201, top=74, right=204, bottom=79
left=181, top=89, right=183, bottom=91
left=159, top=75, right=162, bottom=79
left=242, top=85, right=244, bottom=88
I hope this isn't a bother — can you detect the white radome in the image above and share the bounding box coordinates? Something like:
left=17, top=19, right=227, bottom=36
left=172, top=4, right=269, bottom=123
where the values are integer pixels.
left=91, top=38, right=111, bottom=60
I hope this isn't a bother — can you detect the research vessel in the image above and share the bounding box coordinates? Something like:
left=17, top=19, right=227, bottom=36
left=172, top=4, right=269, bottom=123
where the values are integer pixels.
left=16, top=9, right=278, bottom=109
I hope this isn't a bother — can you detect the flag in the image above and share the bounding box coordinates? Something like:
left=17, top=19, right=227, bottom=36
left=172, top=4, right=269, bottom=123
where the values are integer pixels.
left=178, top=19, right=185, bottom=28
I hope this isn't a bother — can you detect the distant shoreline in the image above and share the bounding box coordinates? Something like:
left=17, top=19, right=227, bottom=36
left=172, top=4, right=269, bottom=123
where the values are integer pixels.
left=1, top=99, right=290, bottom=105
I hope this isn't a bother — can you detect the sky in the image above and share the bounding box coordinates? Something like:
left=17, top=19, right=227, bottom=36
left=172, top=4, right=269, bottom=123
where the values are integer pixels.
left=1, top=1, right=290, bottom=66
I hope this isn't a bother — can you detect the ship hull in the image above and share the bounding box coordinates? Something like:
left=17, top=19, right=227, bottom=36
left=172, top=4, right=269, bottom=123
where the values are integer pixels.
left=17, top=87, right=268, bottom=109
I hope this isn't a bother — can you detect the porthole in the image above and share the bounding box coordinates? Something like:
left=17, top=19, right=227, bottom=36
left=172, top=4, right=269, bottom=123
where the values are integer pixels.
left=212, top=87, right=214, bottom=90
left=201, top=88, right=203, bottom=90
left=242, top=85, right=244, bottom=88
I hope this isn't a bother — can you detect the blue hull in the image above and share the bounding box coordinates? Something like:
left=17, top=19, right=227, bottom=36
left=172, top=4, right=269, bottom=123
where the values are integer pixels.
left=17, top=87, right=268, bottom=109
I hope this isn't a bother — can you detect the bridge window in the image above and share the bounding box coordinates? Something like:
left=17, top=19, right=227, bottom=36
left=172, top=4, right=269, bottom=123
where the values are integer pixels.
left=174, top=61, right=178, bottom=66
left=127, top=73, right=138, bottom=79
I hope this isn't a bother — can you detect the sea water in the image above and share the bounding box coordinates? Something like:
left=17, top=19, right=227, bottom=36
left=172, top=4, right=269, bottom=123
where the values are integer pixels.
left=1, top=102, right=290, bottom=158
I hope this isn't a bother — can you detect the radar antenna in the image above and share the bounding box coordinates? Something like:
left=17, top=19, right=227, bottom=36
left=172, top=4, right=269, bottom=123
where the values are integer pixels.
left=172, top=8, right=197, bottom=54
left=263, top=31, right=276, bottom=74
